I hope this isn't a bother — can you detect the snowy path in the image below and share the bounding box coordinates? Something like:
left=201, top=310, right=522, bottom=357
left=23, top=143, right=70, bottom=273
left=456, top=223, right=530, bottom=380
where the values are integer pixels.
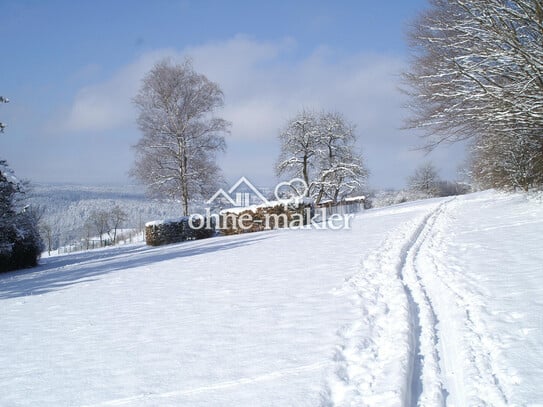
left=397, top=200, right=450, bottom=407
left=1, top=191, right=542, bottom=406
left=326, top=193, right=543, bottom=406
left=416, top=192, right=543, bottom=406
left=325, top=199, right=449, bottom=406
left=412, top=197, right=509, bottom=407
left=399, top=197, right=510, bottom=406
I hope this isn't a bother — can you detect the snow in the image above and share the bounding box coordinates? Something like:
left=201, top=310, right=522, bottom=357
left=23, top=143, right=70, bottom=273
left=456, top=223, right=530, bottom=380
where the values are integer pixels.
left=343, top=195, right=365, bottom=203
left=145, top=217, right=189, bottom=227
left=219, top=196, right=314, bottom=215
left=0, top=191, right=542, bottom=406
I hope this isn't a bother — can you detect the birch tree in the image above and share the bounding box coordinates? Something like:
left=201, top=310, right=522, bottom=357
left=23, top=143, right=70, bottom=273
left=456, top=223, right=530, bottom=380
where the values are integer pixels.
left=132, top=58, right=230, bottom=215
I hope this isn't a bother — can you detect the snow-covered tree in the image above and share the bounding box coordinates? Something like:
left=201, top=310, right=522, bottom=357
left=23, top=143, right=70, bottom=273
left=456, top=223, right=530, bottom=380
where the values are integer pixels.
left=0, top=162, right=43, bottom=272
left=404, top=0, right=543, bottom=144
left=314, top=112, right=368, bottom=203
left=408, top=162, right=441, bottom=198
left=276, top=110, right=321, bottom=197
left=1, top=97, right=43, bottom=272
left=469, top=132, right=543, bottom=191
left=276, top=110, right=368, bottom=204
left=404, top=0, right=543, bottom=190
left=132, top=58, right=230, bottom=215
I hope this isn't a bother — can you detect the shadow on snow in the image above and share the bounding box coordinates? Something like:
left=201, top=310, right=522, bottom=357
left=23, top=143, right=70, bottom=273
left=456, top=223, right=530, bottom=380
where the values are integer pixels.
left=0, top=233, right=273, bottom=299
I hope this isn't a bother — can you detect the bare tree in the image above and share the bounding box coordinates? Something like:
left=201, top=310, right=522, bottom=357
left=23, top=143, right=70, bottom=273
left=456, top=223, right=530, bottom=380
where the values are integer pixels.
left=469, top=132, right=543, bottom=191
left=404, top=0, right=543, bottom=145
left=276, top=109, right=368, bottom=203
left=89, top=210, right=110, bottom=247
left=408, top=162, right=441, bottom=197
left=276, top=109, right=320, bottom=197
left=83, top=219, right=94, bottom=250
left=132, top=58, right=230, bottom=215
left=404, top=0, right=543, bottom=190
left=110, top=205, right=127, bottom=244
left=314, top=112, right=368, bottom=203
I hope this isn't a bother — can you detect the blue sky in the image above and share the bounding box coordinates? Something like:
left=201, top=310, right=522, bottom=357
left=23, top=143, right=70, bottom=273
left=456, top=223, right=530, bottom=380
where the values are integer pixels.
left=0, top=0, right=466, bottom=189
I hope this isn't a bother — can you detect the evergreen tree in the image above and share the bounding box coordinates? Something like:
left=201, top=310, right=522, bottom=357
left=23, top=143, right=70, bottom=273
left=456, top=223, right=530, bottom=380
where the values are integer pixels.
left=1, top=97, right=43, bottom=272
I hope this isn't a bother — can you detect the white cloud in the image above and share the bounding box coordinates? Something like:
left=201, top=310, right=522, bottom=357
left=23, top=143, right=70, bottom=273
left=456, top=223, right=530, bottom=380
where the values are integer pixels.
left=58, top=49, right=176, bottom=132
left=58, top=36, right=404, bottom=138
left=52, top=35, right=464, bottom=187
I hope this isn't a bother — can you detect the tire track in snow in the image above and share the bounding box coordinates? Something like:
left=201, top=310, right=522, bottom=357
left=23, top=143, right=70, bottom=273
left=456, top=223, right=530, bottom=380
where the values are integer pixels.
left=397, top=200, right=452, bottom=406
left=413, top=198, right=510, bottom=406
left=396, top=197, right=509, bottom=406
left=325, top=200, right=454, bottom=406
left=324, top=201, right=446, bottom=406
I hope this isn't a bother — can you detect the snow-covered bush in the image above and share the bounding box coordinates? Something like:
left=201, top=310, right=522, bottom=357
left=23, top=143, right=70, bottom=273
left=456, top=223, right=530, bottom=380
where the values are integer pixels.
left=368, top=181, right=471, bottom=209
left=436, top=180, right=472, bottom=197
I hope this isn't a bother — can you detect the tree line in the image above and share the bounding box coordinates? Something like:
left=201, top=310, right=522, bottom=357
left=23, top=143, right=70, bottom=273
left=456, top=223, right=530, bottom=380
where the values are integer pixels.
left=40, top=206, right=130, bottom=255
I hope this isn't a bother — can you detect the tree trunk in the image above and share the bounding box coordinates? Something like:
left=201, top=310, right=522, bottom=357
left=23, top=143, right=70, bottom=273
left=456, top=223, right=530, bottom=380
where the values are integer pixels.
left=302, top=155, right=310, bottom=197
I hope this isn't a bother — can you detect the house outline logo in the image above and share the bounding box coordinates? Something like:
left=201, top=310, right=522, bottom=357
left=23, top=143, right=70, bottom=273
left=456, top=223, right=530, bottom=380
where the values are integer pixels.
left=206, top=176, right=270, bottom=208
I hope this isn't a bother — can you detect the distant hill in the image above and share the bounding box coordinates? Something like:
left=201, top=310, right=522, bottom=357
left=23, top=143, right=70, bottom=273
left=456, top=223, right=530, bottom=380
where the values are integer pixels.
left=28, top=183, right=183, bottom=250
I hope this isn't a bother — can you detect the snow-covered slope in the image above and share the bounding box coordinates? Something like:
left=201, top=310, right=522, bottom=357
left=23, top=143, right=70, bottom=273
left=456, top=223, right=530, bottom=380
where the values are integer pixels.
left=0, top=191, right=541, bottom=406
left=28, top=183, right=183, bottom=250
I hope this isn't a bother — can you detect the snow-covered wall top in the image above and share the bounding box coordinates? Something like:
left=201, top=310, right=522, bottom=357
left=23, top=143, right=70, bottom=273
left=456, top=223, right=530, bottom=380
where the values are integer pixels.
left=145, top=217, right=190, bottom=228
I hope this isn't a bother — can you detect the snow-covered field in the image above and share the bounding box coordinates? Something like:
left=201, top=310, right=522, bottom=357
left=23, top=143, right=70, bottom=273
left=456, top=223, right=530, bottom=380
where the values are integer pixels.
left=1, top=191, right=542, bottom=406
